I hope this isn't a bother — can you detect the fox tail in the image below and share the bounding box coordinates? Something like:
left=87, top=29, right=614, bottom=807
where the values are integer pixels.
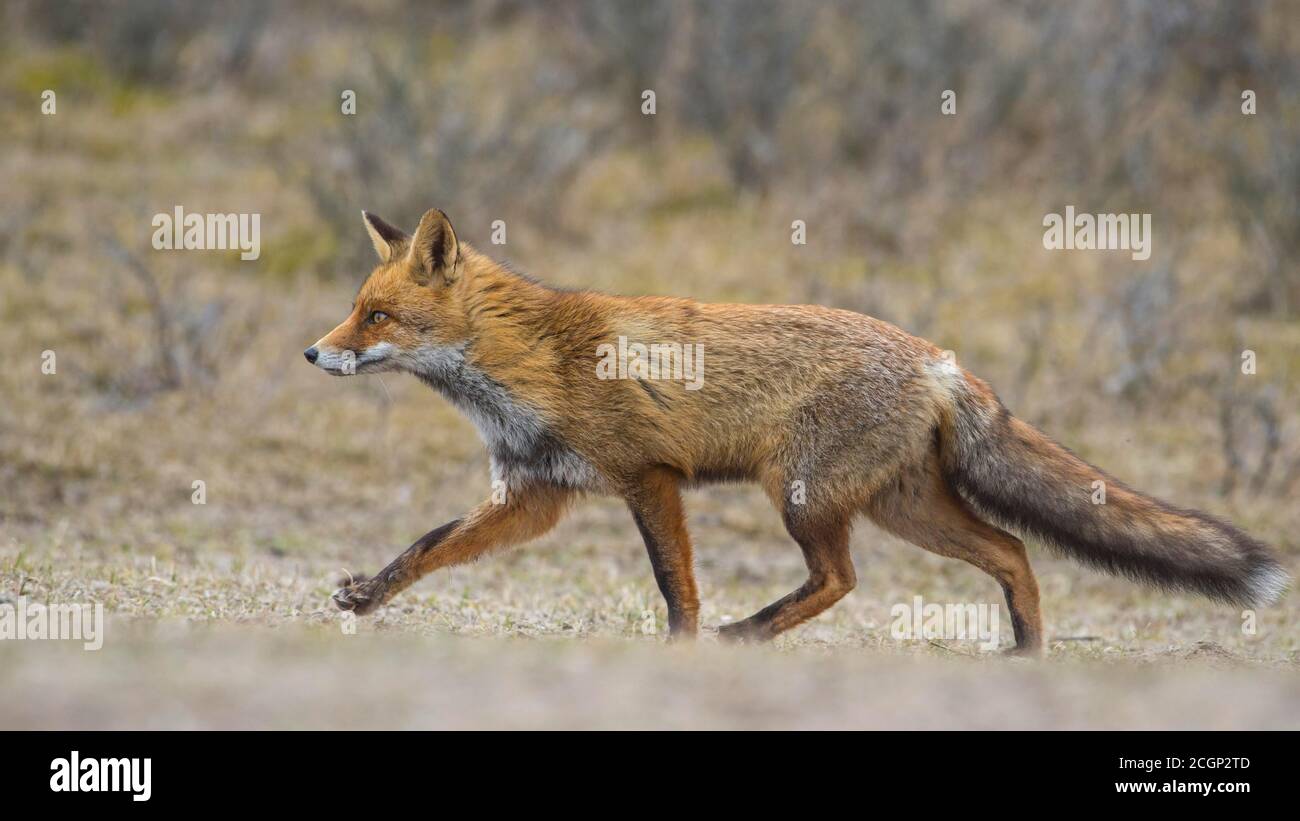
left=936, top=369, right=1289, bottom=607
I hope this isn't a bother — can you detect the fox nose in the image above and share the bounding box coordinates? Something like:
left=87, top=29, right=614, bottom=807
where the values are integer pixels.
left=304, top=346, right=319, bottom=364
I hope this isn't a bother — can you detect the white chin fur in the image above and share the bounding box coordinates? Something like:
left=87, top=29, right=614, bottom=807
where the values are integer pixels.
left=314, top=342, right=394, bottom=375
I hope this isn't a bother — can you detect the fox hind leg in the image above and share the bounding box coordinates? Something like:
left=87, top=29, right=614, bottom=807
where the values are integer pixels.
left=866, top=452, right=1043, bottom=654
left=718, top=510, right=856, bottom=643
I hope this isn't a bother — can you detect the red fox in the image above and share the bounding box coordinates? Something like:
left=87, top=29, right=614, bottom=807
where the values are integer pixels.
left=308, top=208, right=1289, bottom=653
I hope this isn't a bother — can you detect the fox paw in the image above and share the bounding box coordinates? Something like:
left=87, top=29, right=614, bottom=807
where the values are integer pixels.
left=716, top=620, right=770, bottom=644
left=1003, top=642, right=1045, bottom=659
left=332, top=573, right=386, bottom=616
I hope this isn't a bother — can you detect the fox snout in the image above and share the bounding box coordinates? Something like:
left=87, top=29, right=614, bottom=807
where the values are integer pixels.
left=305, top=333, right=398, bottom=375
left=305, top=342, right=360, bottom=375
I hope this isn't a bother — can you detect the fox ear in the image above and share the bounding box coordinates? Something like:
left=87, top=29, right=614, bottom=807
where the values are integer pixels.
left=408, top=208, right=460, bottom=284
left=362, top=211, right=409, bottom=263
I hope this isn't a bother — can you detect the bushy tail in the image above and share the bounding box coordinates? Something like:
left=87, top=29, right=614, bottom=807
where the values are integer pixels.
left=939, top=373, right=1289, bottom=607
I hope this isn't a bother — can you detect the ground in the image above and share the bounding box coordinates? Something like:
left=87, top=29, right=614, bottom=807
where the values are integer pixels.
left=1, top=2, right=1297, bottom=730
left=2, top=359, right=1296, bottom=729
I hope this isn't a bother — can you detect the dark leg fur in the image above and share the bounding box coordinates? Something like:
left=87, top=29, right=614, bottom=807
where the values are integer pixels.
left=626, top=468, right=700, bottom=638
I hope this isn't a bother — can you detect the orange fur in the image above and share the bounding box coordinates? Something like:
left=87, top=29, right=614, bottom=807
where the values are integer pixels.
left=313, top=209, right=1287, bottom=652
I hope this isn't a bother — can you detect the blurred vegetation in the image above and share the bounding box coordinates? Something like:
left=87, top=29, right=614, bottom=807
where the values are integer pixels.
left=0, top=0, right=1297, bottom=538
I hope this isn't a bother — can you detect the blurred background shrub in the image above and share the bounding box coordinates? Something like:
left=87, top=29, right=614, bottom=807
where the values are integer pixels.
left=1, top=0, right=1297, bottom=520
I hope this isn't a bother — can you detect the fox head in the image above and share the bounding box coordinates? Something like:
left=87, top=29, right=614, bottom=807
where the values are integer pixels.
left=305, top=208, right=470, bottom=375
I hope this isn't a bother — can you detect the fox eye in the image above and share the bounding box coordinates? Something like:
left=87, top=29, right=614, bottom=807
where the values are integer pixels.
left=368, top=311, right=389, bottom=324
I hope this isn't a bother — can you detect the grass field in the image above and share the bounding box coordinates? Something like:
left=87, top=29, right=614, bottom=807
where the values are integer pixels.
left=2, top=329, right=1297, bottom=730
left=1, top=1, right=1298, bottom=730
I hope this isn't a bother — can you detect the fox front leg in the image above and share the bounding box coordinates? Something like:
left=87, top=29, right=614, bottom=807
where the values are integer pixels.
left=331, top=484, right=573, bottom=615
left=330, top=521, right=459, bottom=616
left=624, top=467, right=700, bottom=638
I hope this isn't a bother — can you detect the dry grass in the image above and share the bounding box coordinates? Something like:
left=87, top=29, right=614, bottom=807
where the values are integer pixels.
left=2, top=259, right=1298, bottom=729
left=1, top=339, right=1297, bottom=729
left=1, top=2, right=1297, bottom=730
left=6, top=623, right=1300, bottom=730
